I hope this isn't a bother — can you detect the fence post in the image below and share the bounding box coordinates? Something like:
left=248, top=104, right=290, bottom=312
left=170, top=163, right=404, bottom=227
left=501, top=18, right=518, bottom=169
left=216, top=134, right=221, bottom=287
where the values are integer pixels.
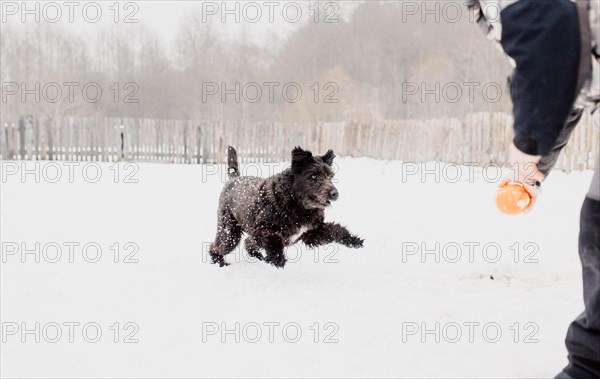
left=0, top=120, right=7, bottom=160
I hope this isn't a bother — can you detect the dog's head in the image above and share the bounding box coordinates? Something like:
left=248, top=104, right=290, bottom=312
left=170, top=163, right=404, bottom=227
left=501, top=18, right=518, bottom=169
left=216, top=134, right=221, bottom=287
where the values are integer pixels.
left=290, top=146, right=338, bottom=209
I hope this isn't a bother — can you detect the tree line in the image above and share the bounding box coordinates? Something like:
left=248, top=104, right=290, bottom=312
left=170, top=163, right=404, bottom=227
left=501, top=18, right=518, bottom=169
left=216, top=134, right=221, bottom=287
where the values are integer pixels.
left=1, top=1, right=513, bottom=124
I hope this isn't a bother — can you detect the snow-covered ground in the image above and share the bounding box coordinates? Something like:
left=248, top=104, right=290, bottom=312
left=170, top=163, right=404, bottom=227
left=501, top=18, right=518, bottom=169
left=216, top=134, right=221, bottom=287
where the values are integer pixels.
left=0, top=158, right=593, bottom=378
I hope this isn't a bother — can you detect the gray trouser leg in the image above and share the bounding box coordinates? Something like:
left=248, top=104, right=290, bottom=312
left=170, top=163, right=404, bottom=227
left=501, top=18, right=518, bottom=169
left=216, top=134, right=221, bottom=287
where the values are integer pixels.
left=563, top=157, right=600, bottom=379
left=587, top=156, right=600, bottom=201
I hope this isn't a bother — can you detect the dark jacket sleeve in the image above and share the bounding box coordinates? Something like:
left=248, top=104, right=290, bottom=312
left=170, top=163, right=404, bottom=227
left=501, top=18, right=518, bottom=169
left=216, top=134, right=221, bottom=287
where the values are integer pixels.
left=500, top=0, right=581, bottom=156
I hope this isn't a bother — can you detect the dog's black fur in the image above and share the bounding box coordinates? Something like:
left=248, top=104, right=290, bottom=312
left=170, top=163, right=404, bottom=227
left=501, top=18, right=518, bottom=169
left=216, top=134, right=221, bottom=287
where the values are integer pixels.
left=209, top=146, right=364, bottom=268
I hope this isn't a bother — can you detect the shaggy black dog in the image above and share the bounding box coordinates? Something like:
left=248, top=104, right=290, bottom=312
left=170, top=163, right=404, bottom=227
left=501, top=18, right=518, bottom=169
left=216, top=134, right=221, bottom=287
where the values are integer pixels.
left=209, top=146, right=364, bottom=268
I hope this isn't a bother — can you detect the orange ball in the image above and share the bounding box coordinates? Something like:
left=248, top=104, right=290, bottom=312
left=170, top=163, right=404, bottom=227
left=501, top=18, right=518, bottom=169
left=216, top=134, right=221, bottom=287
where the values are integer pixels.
left=496, top=181, right=532, bottom=215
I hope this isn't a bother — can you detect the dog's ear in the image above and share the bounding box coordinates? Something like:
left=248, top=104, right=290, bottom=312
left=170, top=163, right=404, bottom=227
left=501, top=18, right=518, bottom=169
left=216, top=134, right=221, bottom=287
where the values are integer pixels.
left=320, top=150, right=335, bottom=166
left=291, top=146, right=313, bottom=174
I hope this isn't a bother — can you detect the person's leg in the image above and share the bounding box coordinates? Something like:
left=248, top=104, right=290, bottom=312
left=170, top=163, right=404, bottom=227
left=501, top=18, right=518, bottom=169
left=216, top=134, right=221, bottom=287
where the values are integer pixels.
left=561, top=157, right=600, bottom=379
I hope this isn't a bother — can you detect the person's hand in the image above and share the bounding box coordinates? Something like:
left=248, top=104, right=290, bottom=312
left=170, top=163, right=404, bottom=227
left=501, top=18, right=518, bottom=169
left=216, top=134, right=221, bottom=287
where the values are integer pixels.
left=495, top=143, right=544, bottom=214
left=521, top=180, right=541, bottom=212
left=508, top=142, right=545, bottom=185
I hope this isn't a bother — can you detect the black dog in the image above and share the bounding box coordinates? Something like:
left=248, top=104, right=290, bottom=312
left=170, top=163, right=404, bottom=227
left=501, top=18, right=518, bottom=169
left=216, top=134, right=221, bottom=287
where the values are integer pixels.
left=209, top=146, right=364, bottom=268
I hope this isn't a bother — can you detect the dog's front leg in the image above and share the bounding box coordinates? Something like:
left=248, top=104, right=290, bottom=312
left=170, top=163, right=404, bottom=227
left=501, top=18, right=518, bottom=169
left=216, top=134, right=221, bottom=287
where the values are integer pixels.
left=256, top=234, right=286, bottom=268
left=301, top=222, right=364, bottom=249
left=244, top=236, right=264, bottom=261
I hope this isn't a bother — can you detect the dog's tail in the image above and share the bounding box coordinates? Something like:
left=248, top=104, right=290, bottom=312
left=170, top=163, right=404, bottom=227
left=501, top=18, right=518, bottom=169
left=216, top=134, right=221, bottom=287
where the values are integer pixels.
left=227, top=146, right=240, bottom=178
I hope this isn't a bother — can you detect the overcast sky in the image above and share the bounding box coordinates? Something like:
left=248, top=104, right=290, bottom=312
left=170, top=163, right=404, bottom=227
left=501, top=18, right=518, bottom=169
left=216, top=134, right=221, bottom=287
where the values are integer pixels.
left=2, top=1, right=359, bottom=47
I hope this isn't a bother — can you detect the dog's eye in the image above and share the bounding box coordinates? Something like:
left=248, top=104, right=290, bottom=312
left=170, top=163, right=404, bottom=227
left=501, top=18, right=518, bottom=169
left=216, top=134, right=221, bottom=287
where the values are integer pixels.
left=311, top=174, right=318, bottom=181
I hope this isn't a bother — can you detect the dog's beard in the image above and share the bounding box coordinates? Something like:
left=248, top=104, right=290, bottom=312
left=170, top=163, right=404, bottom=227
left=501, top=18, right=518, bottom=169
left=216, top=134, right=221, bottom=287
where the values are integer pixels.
left=296, top=193, right=330, bottom=210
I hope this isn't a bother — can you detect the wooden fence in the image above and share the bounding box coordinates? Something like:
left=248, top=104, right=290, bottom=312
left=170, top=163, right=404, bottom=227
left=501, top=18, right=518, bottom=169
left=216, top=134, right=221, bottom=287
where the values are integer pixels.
left=0, top=113, right=598, bottom=170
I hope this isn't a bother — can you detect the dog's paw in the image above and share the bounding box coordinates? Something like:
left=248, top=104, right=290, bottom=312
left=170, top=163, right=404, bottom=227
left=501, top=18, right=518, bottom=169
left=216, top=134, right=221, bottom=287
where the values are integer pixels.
left=344, top=235, right=364, bottom=249
left=266, top=254, right=287, bottom=269
left=303, top=241, right=318, bottom=249
left=210, top=254, right=230, bottom=267
left=247, top=251, right=265, bottom=261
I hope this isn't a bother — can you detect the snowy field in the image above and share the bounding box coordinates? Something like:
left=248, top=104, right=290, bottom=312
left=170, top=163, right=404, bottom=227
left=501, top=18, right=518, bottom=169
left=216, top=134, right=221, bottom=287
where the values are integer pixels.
left=0, top=158, right=593, bottom=378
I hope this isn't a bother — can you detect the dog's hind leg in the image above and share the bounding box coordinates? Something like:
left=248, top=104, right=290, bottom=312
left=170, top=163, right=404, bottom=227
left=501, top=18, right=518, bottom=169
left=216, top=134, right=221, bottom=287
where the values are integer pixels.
left=244, top=236, right=264, bottom=261
left=209, top=210, right=242, bottom=267
left=256, top=234, right=286, bottom=268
